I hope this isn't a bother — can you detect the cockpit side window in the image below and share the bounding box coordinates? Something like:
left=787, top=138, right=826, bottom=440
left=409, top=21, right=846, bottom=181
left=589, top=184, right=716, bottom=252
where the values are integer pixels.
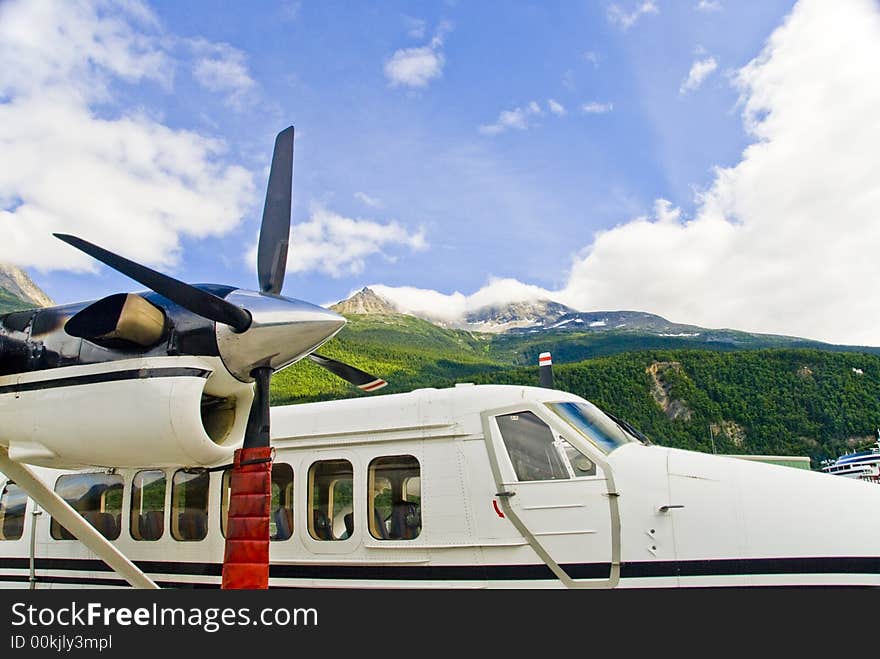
left=557, top=438, right=597, bottom=477
left=496, top=411, right=569, bottom=482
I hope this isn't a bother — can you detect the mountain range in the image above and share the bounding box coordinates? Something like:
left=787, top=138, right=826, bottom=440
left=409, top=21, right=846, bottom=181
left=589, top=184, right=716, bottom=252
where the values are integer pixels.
left=2, top=271, right=879, bottom=463
left=1, top=270, right=875, bottom=360
left=331, top=287, right=877, bottom=354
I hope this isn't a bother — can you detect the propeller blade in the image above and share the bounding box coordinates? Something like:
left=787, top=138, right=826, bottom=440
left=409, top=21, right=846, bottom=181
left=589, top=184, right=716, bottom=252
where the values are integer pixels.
left=257, top=126, right=294, bottom=295
left=54, top=233, right=252, bottom=332
left=308, top=352, right=387, bottom=392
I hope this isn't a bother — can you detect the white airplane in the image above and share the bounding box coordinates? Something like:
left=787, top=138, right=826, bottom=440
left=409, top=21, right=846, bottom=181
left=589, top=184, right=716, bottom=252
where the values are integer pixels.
left=1, top=131, right=880, bottom=589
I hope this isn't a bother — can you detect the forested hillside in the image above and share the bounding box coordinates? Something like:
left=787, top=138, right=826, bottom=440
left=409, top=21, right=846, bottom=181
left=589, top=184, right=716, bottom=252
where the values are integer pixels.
left=272, top=314, right=880, bottom=466
left=0, top=288, right=34, bottom=313
left=271, top=313, right=505, bottom=402
left=468, top=349, right=880, bottom=465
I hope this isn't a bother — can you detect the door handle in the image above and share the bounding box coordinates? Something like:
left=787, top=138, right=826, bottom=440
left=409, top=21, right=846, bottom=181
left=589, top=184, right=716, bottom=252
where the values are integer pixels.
left=658, top=504, right=685, bottom=512
left=495, top=491, right=516, bottom=498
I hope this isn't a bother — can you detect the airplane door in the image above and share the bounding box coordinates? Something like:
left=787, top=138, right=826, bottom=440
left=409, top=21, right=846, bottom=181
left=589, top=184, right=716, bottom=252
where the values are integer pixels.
left=483, top=406, right=620, bottom=588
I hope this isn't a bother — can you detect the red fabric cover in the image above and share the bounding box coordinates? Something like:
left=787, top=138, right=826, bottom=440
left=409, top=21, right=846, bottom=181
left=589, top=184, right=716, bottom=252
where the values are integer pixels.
left=221, top=447, right=273, bottom=590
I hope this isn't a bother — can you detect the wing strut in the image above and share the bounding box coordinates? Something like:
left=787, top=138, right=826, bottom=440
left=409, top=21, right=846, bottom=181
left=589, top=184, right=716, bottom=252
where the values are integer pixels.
left=0, top=447, right=158, bottom=589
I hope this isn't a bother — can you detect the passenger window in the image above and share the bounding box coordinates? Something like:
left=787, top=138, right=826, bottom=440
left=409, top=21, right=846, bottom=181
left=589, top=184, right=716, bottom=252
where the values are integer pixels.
left=369, top=456, right=421, bottom=541
left=271, top=464, right=294, bottom=540
left=496, top=411, right=568, bottom=481
left=308, top=460, right=353, bottom=541
left=130, top=470, right=165, bottom=541
left=50, top=473, right=123, bottom=540
left=221, top=463, right=294, bottom=541
left=171, top=470, right=209, bottom=541
left=0, top=482, right=27, bottom=541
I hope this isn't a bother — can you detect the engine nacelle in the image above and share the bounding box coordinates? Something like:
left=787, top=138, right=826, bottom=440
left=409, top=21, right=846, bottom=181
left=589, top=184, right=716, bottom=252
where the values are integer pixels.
left=0, top=356, right=253, bottom=469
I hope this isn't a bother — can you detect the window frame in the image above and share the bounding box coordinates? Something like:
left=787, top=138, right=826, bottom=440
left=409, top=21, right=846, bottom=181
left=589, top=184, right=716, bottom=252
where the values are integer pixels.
left=307, top=459, right=354, bottom=542
left=367, top=455, right=422, bottom=542
left=484, top=401, right=610, bottom=487
left=50, top=472, right=124, bottom=541
left=0, top=481, right=28, bottom=541
left=170, top=469, right=210, bottom=542
left=129, top=469, right=167, bottom=542
left=544, top=400, right=639, bottom=455
left=494, top=410, right=570, bottom=483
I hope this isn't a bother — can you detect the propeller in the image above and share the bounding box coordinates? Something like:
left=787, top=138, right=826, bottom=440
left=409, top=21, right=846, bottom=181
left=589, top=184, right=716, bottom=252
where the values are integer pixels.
left=53, top=125, right=389, bottom=589
left=55, top=125, right=388, bottom=406
left=308, top=352, right=387, bottom=392
left=54, top=234, right=252, bottom=333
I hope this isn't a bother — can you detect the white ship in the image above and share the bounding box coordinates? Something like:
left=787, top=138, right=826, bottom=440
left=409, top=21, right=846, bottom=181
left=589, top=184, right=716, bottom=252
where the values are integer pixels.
left=821, top=430, right=880, bottom=482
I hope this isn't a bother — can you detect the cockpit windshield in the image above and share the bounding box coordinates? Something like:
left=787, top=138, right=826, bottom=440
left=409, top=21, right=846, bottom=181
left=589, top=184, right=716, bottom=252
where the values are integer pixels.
left=545, top=401, right=640, bottom=454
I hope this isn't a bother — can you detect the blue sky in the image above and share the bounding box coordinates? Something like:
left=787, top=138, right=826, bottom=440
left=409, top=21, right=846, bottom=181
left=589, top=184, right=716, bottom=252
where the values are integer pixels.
left=3, top=1, right=880, bottom=346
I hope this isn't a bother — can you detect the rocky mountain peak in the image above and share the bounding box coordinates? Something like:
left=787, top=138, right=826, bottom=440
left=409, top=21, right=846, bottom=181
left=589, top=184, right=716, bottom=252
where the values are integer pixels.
left=463, top=299, right=577, bottom=333
left=0, top=263, right=53, bottom=307
left=331, top=287, right=400, bottom=315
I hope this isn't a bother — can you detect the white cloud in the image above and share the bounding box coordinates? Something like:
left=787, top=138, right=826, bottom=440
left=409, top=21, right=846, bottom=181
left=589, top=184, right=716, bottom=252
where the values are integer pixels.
left=582, top=101, right=614, bottom=114
left=583, top=51, right=601, bottom=67
left=652, top=198, right=681, bottom=224
left=695, top=0, right=722, bottom=11
left=354, top=191, right=383, bottom=208
left=480, top=98, right=607, bottom=134
left=569, top=0, right=880, bottom=345
left=479, top=101, right=543, bottom=135
left=370, top=278, right=554, bottom=324
left=607, top=1, right=659, bottom=30
left=405, top=16, right=427, bottom=39
left=368, top=0, right=880, bottom=346
left=384, top=23, right=450, bottom=89
left=680, top=56, right=718, bottom=94
left=281, top=1, right=302, bottom=20
left=0, top=0, right=172, bottom=101
left=191, top=40, right=257, bottom=110
left=0, top=0, right=256, bottom=273
left=384, top=47, right=443, bottom=89
left=283, top=205, right=427, bottom=278
left=548, top=99, right=567, bottom=116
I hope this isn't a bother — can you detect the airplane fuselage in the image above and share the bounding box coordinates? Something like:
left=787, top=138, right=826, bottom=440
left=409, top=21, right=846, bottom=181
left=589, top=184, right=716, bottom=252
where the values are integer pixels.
left=2, top=384, right=879, bottom=589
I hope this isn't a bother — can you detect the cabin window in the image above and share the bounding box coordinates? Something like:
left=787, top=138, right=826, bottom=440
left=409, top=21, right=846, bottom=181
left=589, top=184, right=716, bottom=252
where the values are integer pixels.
left=368, top=456, right=421, bottom=541
left=130, top=470, right=166, bottom=541
left=496, top=411, right=569, bottom=482
left=0, top=482, right=27, bottom=541
left=50, top=473, right=123, bottom=540
left=221, top=463, right=294, bottom=541
left=308, top=460, right=353, bottom=541
left=171, top=470, right=209, bottom=541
